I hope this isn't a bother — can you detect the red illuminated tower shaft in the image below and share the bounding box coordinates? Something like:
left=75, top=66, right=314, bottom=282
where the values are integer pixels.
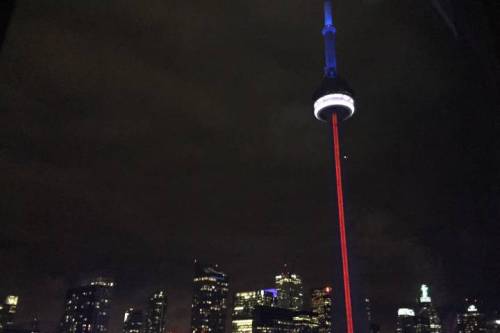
left=331, top=113, right=354, bottom=333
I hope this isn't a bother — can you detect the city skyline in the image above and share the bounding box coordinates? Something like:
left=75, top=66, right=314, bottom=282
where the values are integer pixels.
left=2, top=271, right=499, bottom=333
left=0, top=1, right=498, bottom=333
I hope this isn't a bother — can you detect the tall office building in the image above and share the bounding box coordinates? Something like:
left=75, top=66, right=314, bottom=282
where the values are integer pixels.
left=275, top=270, right=304, bottom=311
left=123, top=308, right=144, bottom=333
left=0, top=296, right=19, bottom=332
left=311, top=287, right=332, bottom=333
left=415, top=285, right=441, bottom=333
left=190, top=262, right=229, bottom=333
left=457, top=300, right=486, bottom=333
left=232, top=289, right=277, bottom=333
left=397, top=308, right=416, bottom=333
left=233, top=290, right=276, bottom=318
left=58, top=277, right=114, bottom=333
left=236, top=306, right=319, bottom=333
left=144, top=291, right=167, bottom=333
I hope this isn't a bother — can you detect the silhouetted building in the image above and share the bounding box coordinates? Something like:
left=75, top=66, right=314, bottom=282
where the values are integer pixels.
left=397, top=308, right=416, bottom=333
left=365, top=298, right=380, bottom=333
left=253, top=306, right=295, bottom=333
left=457, top=300, right=485, bottom=333
left=311, top=287, right=332, bottom=333
left=145, top=291, right=167, bottom=333
left=30, top=317, right=40, bottom=333
left=190, top=262, right=229, bottom=333
left=4, top=317, right=41, bottom=333
left=0, top=296, right=19, bottom=332
left=415, top=285, right=441, bottom=333
left=58, top=277, right=114, bottom=333
left=275, top=269, right=304, bottom=311
left=0, top=0, right=15, bottom=51
left=123, top=308, right=143, bottom=333
left=485, top=314, right=500, bottom=333
left=365, top=298, right=372, bottom=324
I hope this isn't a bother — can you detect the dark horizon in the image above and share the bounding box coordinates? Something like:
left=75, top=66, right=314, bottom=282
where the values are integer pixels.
left=0, top=1, right=498, bottom=333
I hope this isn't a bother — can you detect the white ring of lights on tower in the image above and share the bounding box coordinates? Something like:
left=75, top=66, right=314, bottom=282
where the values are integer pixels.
left=314, top=93, right=355, bottom=121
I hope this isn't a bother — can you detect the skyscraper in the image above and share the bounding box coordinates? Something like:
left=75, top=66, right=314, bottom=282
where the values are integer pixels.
left=237, top=306, right=319, bottom=333
left=233, top=290, right=276, bottom=318
left=58, top=277, right=114, bottom=333
left=415, top=285, right=441, bottom=333
left=232, top=289, right=277, bottom=333
left=275, top=270, right=304, bottom=311
left=123, top=308, right=144, bottom=333
left=233, top=306, right=318, bottom=333
left=144, top=291, right=167, bottom=333
left=312, top=2, right=356, bottom=333
left=396, top=308, right=416, bottom=333
left=311, top=287, right=332, bottom=333
left=190, top=262, right=229, bottom=333
left=0, top=295, right=19, bottom=333
left=456, top=300, right=486, bottom=333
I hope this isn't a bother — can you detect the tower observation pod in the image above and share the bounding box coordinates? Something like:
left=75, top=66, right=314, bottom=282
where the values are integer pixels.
left=313, top=2, right=356, bottom=333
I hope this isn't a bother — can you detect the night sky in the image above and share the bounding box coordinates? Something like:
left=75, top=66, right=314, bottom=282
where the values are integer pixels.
left=0, top=1, right=498, bottom=333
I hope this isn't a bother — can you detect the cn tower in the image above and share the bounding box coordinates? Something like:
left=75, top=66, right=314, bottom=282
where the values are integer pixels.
left=313, top=2, right=356, bottom=333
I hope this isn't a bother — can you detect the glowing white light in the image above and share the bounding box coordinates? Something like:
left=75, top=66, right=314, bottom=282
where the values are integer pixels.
left=314, top=93, right=355, bottom=121
left=420, top=284, right=431, bottom=303
left=467, top=305, right=478, bottom=312
left=494, top=320, right=500, bottom=325
left=398, top=308, right=415, bottom=317
left=5, top=296, right=18, bottom=306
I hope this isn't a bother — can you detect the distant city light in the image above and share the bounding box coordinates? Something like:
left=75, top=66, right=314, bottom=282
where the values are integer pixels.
left=398, top=308, right=415, bottom=317
left=467, top=305, right=478, bottom=312
left=420, top=284, right=431, bottom=303
left=263, top=288, right=278, bottom=298
left=5, top=295, right=18, bottom=306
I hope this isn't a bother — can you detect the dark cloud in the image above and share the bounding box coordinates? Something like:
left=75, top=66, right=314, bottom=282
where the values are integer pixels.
left=0, top=1, right=498, bottom=333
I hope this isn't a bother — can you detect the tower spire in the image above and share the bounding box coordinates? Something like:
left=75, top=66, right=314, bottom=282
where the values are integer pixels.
left=323, top=0, right=337, bottom=78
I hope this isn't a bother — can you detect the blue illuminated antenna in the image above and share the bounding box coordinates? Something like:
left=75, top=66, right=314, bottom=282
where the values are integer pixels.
left=313, top=0, right=354, bottom=122
left=322, top=0, right=337, bottom=78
